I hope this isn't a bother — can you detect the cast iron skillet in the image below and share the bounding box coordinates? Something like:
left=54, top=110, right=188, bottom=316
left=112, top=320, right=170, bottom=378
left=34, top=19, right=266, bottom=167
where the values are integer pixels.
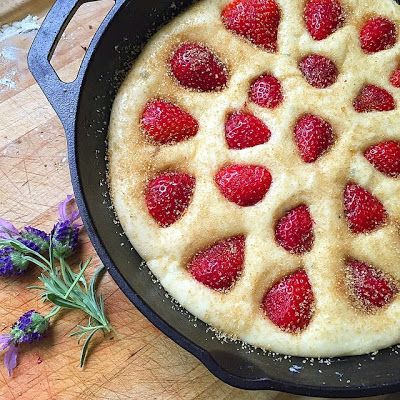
left=28, top=0, right=400, bottom=397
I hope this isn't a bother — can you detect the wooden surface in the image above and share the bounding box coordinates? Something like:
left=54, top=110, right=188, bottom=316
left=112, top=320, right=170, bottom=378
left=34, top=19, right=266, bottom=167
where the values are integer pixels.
left=0, top=1, right=52, bottom=25
left=0, top=2, right=397, bottom=399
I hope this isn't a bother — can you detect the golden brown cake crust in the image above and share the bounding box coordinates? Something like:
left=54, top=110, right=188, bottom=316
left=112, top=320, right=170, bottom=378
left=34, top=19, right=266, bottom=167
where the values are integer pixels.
left=108, top=0, right=400, bottom=357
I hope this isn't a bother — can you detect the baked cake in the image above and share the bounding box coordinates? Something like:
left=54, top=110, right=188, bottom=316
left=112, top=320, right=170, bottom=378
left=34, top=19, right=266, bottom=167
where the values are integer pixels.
left=108, top=0, right=400, bottom=357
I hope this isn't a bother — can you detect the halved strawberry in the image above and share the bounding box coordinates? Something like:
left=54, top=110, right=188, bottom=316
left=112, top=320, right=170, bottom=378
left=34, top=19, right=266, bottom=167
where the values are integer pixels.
left=141, top=99, right=199, bottom=144
left=346, top=259, right=398, bottom=310
left=299, top=54, right=338, bottom=88
left=390, top=68, right=400, bottom=88
left=189, top=235, right=245, bottom=291
left=360, top=16, right=397, bottom=54
left=353, top=85, right=395, bottom=113
left=145, top=171, right=195, bottom=227
left=275, top=205, right=314, bottom=254
left=225, top=111, right=271, bottom=149
left=344, top=183, right=388, bottom=234
left=215, top=164, right=272, bottom=206
left=294, top=114, right=334, bottom=163
left=248, top=74, right=283, bottom=108
left=221, top=0, right=281, bottom=52
left=262, top=269, right=314, bottom=333
left=364, top=140, right=400, bottom=178
left=170, top=43, right=228, bottom=92
left=304, top=0, right=344, bottom=41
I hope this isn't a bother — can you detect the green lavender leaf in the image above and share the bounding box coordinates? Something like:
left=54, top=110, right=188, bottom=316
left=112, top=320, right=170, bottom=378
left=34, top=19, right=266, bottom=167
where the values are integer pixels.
left=46, top=295, right=81, bottom=310
left=80, top=329, right=98, bottom=368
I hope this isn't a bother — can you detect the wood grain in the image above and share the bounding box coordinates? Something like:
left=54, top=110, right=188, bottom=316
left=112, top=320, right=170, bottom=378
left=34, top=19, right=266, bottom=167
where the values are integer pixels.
left=0, top=0, right=53, bottom=25
left=0, top=2, right=397, bottom=399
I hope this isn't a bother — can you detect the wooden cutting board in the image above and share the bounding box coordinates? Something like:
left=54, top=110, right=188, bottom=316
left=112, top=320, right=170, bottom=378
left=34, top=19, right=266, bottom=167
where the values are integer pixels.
left=0, top=2, right=396, bottom=399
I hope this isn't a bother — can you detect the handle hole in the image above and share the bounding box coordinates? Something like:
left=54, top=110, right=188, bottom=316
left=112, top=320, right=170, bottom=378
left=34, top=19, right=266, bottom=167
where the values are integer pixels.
left=50, top=0, right=114, bottom=83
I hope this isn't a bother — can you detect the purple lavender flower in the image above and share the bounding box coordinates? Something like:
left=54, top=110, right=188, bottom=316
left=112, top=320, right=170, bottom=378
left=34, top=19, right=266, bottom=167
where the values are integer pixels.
left=0, top=220, right=31, bottom=276
left=0, top=219, right=19, bottom=239
left=0, top=220, right=49, bottom=277
left=0, top=219, right=49, bottom=253
left=0, top=335, right=16, bottom=376
left=51, top=195, right=81, bottom=259
left=0, top=310, right=49, bottom=375
left=0, top=246, right=30, bottom=276
left=19, top=226, right=49, bottom=254
left=10, top=310, right=49, bottom=343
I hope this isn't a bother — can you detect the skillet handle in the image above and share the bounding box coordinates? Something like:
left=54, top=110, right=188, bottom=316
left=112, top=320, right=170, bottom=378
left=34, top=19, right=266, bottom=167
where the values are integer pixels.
left=27, top=0, right=121, bottom=128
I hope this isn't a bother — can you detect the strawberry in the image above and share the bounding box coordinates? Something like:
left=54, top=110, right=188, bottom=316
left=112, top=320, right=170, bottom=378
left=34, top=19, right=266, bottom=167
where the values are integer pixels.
left=344, top=183, right=387, bottom=234
left=364, top=140, right=400, bottom=178
left=262, top=269, right=314, bottom=333
left=353, top=85, right=395, bottom=113
left=390, top=68, right=400, bottom=88
left=275, top=205, right=314, bottom=254
left=145, top=171, right=195, bottom=227
left=299, top=54, right=338, bottom=88
left=189, top=236, right=245, bottom=291
left=141, top=99, right=199, bottom=144
left=170, top=43, right=228, bottom=92
left=304, top=0, right=345, bottom=41
left=346, top=259, right=398, bottom=310
left=294, top=114, right=334, bottom=163
left=360, top=17, right=397, bottom=54
left=225, top=111, right=271, bottom=149
left=215, top=164, right=272, bottom=206
left=248, top=74, right=283, bottom=108
left=221, top=0, right=281, bottom=52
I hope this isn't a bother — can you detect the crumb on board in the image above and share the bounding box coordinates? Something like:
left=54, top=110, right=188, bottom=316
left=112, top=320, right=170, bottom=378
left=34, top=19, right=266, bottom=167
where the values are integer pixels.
left=0, top=15, right=40, bottom=42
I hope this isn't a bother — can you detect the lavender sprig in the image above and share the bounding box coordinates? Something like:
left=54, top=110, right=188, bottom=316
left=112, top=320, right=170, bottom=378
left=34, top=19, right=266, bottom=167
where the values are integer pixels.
left=0, top=246, right=30, bottom=276
left=0, top=239, right=111, bottom=369
left=20, top=227, right=49, bottom=254
left=51, top=195, right=80, bottom=259
left=0, top=219, right=49, bottom=277
left=32, top=257, right=111, bottom=368
left=0, top=196, right=112, bottom=372
left=0, top=310, right=50, bottom=376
